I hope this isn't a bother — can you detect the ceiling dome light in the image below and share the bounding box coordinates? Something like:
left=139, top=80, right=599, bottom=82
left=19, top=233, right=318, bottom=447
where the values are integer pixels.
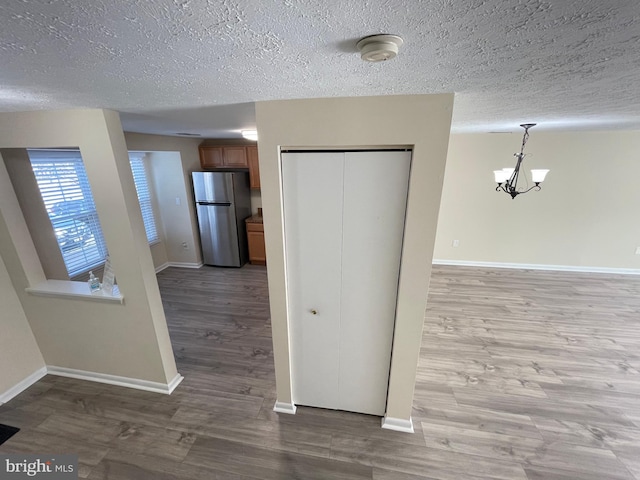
left=241, top=130, right=258, bottom=141
left=356, top=34, right=404, bottom=62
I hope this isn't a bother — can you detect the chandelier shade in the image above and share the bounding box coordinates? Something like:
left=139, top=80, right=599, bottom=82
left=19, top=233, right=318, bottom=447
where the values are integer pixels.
left=531, top=169, right=550, bottom=183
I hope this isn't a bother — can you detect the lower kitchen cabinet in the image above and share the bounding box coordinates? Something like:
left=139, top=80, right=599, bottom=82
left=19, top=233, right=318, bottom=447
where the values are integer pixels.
left=246, top=220, right=266, bottom=265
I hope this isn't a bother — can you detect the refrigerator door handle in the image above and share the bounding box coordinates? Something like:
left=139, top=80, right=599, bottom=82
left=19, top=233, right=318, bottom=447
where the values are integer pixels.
left=197, top=201, right=232, bottom=206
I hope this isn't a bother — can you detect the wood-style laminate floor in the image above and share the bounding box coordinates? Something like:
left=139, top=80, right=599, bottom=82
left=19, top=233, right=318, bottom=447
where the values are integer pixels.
left=2, top=265, right=640, bottom=479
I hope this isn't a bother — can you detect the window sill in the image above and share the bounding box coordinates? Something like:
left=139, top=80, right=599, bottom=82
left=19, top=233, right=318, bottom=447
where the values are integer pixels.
left=25, top=280, right=124, bottom=304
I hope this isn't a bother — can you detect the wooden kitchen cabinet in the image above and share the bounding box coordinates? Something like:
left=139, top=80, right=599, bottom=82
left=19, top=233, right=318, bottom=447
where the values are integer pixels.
left=247, top=145, right=260, bottom=189
left=199, top=146, right=224, bottom=168
left=223, top=146, right=249, bottom=167
left=246, top=220, right=266, bottom=265
left=199, top=145, right=248, bottom=169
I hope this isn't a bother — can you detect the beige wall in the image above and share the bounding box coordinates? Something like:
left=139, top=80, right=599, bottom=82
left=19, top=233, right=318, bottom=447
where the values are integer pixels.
left=250, top=190, right=262, bottom=215
left=146, top=151, right=197, bottom=266
left=256, top=94, right=454, bottom=421
left=125, top=133, right=202, bottom=265
left=144, top=153, right=170, bottom=270
left=3, top=148, right=69, bottom=280
left=0, top=252, right=45, bottom=399
left=435, top=131, right=640, bottom=270
left=0, top=109, right=178, bottom=385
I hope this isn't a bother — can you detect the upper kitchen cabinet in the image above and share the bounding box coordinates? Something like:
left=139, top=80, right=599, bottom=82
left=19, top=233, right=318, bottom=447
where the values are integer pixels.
left=199, top=145, right=248, bottom=169
left=199, top=146, right=224, bottom=168
left=223, top=146, right=249, bottom=167
left=247, top=145, right=260, bottom=189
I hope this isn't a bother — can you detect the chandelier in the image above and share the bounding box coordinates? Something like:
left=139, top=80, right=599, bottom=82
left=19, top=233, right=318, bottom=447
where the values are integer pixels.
left=494, top=123, right=549, bottom=199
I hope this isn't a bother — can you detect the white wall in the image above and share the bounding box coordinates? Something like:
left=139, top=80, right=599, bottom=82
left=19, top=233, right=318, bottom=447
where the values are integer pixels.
left=256, top=94, right=454, bottom=422
left=0, top=109, right=179, bottom=386
left=0, top=252, right=45, bottom=401
left=435, top=130, right=640, bottom=271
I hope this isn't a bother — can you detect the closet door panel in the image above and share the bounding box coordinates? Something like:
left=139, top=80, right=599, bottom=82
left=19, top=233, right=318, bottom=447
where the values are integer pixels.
left=339, top=151, right=411, bottom=415
left=282, top=152, right=344, bottom=409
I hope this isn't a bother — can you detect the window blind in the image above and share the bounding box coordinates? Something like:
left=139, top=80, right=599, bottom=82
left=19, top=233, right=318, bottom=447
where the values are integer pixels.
left=128, top=153, right=159, bottom=244
left=28, top=149, right=160, bottom=278
left=28, top=149, right=109, bottom=277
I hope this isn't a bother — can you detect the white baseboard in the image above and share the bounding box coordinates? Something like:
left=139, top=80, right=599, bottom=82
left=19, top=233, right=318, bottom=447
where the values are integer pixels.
left=166, top=373, right=185, bottom=394
left=47, top=366, right=184, bottom=395
left=168, top=262, right=203, bottom=269
left=381, top=415, right=414, bottom=433
left=432, top=259, right=640, bottom=275
left=273, top=401, right=297, bottom=414
left=155, top=262, right=170, bottom=273
left=0, top=366, right=47, bottom=405
left=155, top=262, right=204, bottom=273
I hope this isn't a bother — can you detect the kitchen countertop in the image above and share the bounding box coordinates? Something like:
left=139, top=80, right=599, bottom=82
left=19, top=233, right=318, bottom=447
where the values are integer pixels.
left=245, top=214, right=263, bottom=224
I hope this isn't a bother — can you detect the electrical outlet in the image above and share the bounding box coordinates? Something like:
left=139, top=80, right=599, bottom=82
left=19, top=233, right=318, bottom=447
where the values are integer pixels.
left=452, top=239, right=460, bottom=247
left=635, top=246, right=640, bottom=255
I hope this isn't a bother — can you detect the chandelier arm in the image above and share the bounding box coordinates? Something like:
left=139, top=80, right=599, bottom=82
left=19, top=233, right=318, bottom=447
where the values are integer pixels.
left=519, top=184, right=541, bottom=194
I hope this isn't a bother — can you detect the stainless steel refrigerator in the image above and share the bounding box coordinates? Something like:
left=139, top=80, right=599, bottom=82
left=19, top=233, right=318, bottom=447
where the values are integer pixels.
left=192, top=171, right=251, bottom=267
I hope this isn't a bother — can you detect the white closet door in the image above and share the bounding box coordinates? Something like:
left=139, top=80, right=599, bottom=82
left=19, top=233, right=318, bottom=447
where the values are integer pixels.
left=282, top=150, right=411, bottom=415
left=282, top=152, right=344, bottom=409
left=339, top=151, right=411, bottom=415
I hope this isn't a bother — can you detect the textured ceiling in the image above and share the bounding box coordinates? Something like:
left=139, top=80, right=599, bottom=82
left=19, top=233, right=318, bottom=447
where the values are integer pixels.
left=1, top=0, right=639, bottom=137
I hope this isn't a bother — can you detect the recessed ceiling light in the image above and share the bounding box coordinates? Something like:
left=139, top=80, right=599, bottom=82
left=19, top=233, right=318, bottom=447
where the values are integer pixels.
left=241, top=130, right=258, bottom=141
left=356, top=34, right=404, bottom=62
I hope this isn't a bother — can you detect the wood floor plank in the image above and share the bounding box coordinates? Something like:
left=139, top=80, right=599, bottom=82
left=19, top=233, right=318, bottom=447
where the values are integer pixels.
left=329, top=433, right=528, bottom=480
left=412, top=405, right=543, bottom=440
left=87, top=450, right=254, bottom=480
left=34, top=412, right=123, bottom=444
left=184, top=435, right=373, bottom=480
left=372, top=469, right=439, bottom=480
left=2, top=264, right=640, bottom=479
left=531, top=416, right=640, bottom=450
left=0, top=429, right=108, bottom=478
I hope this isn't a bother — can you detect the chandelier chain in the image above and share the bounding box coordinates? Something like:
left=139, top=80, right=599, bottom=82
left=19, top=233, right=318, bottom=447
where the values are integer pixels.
left=519, top=125, right=531, bottom=157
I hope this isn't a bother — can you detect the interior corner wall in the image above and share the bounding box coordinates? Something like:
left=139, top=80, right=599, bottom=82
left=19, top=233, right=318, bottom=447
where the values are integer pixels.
left=0, top=251, right=45, bottom=400
left=256, top=94, right=454, bottom=421
left=2, top=148, right=69, bottom=280
left=146, top=151, right=193, bottom=267
left=124, top=133, right=202, bottom=265
left=0, top=109, right=178, bottom=386
left=434, top=130, right=640, bottom=270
